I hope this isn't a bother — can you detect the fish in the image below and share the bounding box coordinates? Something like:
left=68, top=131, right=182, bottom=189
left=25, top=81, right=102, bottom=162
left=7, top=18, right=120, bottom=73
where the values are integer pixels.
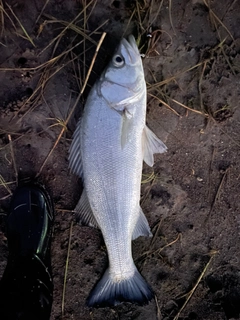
left=69, top=35, right=167, bottom=307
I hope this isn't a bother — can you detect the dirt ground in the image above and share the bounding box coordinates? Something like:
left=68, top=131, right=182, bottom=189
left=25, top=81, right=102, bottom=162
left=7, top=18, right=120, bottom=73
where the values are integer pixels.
left=0, top=0, right=240, bottom=319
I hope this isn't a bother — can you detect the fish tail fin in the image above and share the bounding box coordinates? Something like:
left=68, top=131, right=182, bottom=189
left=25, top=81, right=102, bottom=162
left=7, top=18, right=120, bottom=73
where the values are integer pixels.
left=87, top=267, right=154, bottom=308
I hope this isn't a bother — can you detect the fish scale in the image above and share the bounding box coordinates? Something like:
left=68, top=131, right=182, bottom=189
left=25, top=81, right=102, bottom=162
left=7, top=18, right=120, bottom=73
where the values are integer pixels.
left=69, top=35, right=167, bottom=307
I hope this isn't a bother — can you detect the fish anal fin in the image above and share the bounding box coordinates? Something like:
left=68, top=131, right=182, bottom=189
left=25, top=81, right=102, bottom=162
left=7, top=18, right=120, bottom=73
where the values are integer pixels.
left=132, top=207, right=152, bottom=240
left=74, top=189, right=98, bottom=228
left=142, top=125, right=167, bottom=167
left=69, top=118, right=83, bottom=178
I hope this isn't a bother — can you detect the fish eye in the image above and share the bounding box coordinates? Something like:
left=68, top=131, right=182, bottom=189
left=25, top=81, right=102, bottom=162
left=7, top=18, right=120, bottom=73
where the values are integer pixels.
left=113, top=55, right=124, bottom=67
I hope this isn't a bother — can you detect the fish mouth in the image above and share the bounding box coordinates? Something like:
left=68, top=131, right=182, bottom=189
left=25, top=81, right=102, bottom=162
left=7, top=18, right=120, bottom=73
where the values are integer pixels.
left=121, top=35, right=140, bottom=64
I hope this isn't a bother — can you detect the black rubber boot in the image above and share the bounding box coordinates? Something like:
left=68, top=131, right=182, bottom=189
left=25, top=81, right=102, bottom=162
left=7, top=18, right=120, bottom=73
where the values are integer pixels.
left=0, top=183, right=54, bottom=320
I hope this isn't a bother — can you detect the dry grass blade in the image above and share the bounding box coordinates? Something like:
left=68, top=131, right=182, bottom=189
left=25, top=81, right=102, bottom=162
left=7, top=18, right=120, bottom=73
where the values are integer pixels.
left=219, top=127, right=240, bottom=148
left=123, top=7, right=136, bottom=37
left=8, top=135, right=18, bottom=183
left=169, top=0, right=176, bottom=35
left=15, top=38, right=94, bottom=120
left=16, top=16, right=108, bottom=120
left=0, top=131, right=25, bottom=151
left=155, top=295, right=162, bottom=320
left=5, top=3, right=35, bottom=47
left=0, top=19, right=108, bottom=73
left=46, top=118, right=68, bottom=131
left=36, top=32, right=107, bottom=177
left=0, top=2, right=16, bottom=35
left=203, top=0, right=234, bottom=41
left=150, top=217, right=164, bottom=247
left=148, top=92, right=180, bottom=116
left=148, top=60, right=208, bottom=92
left=135, top=0, right=164, bottom=36
left=141, top=171, right=156, bottom=184
left=137, top=233, right=181, bottom=265
left=143, top=29, right=172, bottom=57
left=0, top=175, right=13, bottom=196
left=170, top=97, right=208, bottom=116
left=62, top=221, right=73, bottom=317
left=0, top=0, right=5, bottom=36
left=35, top=0, right=50, bottom=24
left=206, top=166, right=231, bottom=220
left=173, top=253, right=216, bottom=320
left=198, top=60, right=209, bottom=114
left=39, top=0, right=96, bottom=55
left=140, top=171, right=158, bottom=205
left=42, top=15, right=98, bottom=46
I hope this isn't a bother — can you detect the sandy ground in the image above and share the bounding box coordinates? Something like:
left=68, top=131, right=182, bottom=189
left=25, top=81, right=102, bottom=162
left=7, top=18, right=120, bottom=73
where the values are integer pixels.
left=0, top=0, right=240, bottom=319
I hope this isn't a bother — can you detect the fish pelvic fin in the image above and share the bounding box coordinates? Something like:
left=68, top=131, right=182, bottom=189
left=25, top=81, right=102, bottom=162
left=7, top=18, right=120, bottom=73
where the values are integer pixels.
left=132, top=206, right=152, bottom=240
left=74, top=189, right=98, bottom=228
left=87, top=267, right=154, bottom=308
left=143, top=125, right=167, bottom=167
left=69, top=118, right=83, bottom=178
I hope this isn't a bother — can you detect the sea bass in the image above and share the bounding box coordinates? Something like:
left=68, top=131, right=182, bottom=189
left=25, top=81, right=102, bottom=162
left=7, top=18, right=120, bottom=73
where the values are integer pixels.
left=69, top=35, right=167, bottom=307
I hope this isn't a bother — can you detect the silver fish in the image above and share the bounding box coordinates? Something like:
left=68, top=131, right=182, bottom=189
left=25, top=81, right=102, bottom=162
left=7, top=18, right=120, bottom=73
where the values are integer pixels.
left=69, top=35, right=167, bottom=307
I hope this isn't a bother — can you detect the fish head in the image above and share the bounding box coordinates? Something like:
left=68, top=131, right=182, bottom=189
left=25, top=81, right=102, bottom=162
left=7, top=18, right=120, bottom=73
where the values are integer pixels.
left=98, top=35, right=145, bottom=112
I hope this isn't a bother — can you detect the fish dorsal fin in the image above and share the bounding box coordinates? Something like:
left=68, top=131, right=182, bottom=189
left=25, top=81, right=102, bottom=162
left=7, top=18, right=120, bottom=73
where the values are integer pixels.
left=74, top=189, right=99, bottom=228
left=69, top=118, right=83, bottom=178
left=142, top=125, right=167, bottom=167
left=132, top=207, right=152, bottom=240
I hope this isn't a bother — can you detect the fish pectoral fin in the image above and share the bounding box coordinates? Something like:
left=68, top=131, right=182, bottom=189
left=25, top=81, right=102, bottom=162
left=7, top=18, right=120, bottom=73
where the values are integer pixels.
left=121, top=111, right=133, bottom=148
left=132, top=207, right=152, bottom=240
left=142, top=125, right=167, bottom=167
left=68, top=118, right=83, bottom=178
left=74, top=189, right=98, bottom=228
